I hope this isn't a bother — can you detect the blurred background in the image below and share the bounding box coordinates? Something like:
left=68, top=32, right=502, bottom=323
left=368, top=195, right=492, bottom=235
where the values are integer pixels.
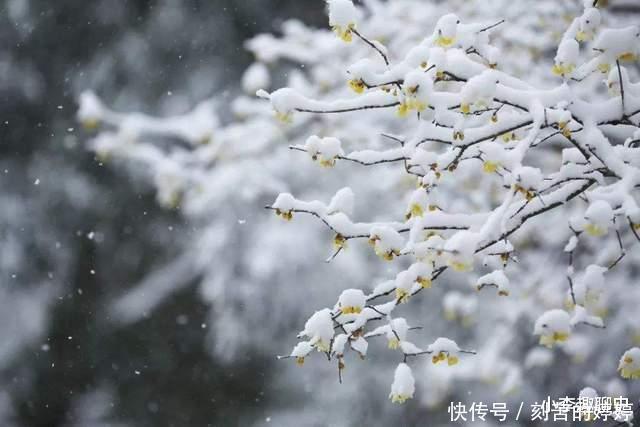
left=0, top=1, right=326, bottom=426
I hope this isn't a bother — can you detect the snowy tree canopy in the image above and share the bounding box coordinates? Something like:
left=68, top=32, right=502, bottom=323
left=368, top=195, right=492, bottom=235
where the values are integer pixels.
left=79, top=0, right=640, bottom=420
left=261, top=0, right=640, bottom=406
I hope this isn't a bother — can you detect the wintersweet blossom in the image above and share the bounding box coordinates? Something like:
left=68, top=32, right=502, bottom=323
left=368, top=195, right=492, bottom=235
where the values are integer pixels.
left=369, top=226, right=404, bottom=261
left=444, top=231, right=479, bottom=272
left=460, top=70, right=498, bottom=114
left=552, top=39, right=579, bottom=78
left=534, top=310, right=571, bottom=348
left=618, top=348, right=640, bottom=380
left=299, top=309, right=334, bottom=352
left=290, top=341, right=314, bottom=366
left=77, top=91, right=105, bottom=130
left=405, top=188, right=429, bottom=219
left=433, top=14, right=459, bottom=48
left=338, top=289, right=366, bottom=314
left=272, top=193, right=296, bottom=221
left=304, top=135, right=344, bottom=167
left=593, top=26, right=640, bottom=64
left=428, top=337, right=461, bottom=366
left=389, top=363, right=415, bottom=403
left=328, top=0, right=358, bottom=42
left=476, top=270, right=510, bottom=296
left=583, top=200, right=614, bottom=237
left=365, top=318, right=412, bottom=351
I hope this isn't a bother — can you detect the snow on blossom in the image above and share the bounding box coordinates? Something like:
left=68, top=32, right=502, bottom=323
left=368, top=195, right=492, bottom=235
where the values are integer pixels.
left=337, top=289, right=367, bottom=314
left=299, top=308, right=334, bottom=352
left=389, top=363, right=415, bottom=403
left=618, top=347, right=640, bottom=380
left=534, top=310, right=571, bottom=348
left=328, top=0, right=359, bottom=42
left=427, top=337, right=461, bottom=366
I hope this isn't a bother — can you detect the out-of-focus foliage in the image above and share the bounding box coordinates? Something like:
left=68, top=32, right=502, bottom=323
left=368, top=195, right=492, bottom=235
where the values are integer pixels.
left=1, top=0, right=325, bottom=426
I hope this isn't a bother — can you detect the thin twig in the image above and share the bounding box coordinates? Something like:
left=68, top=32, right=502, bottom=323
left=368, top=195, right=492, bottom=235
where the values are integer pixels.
left=616, top=59, right=626, bottom=116
left=352, top=29, right=389, bottom=66
left=295, top=102, right=400, bottom=114
left=478, top=19, right=505, bottom=33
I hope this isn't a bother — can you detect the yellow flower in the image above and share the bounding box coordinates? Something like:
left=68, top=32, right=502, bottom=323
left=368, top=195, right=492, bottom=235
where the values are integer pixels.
left=275, top=208, right=293, bottom=221
left=319, top=158, right=337, bottom=168
left=315, top=340, right=330, bottom=353
left=597, top=62, right=611, bottom=74
left=333, top=233, right=347, bottom=249
left=539, top=331, right=569, bottom=348
left=552, top=63, right=575, bottom=77
left=275, top=111, right=293, bottom=123
left=340, top=306, right=362, bottom=315
left=332, top=23, right=355, bottom=42
left=501, top=132, right=516, bottom=142
left=618, top=348, right=640, bottom=380
left=397, top=103, right=410, bottom=118
left=406, top=203, right=424, bottom=219
left=453, top=130, right=464, bottom=141
left=432, top=352, right=445, bottom=364
left=379, top=250, right=397, bottom=261
left=621, top=368, right=640, bottom=379
left=618, top=52, right=638, bottom=63
left=431, top=352, right=458, bottom=366
left=81, top=118, right=100, bottom=130
left=558, top=121, right=572, bottom=138
left=435, top=36, right=455, bottom=48
left=449, top=260, right=472, bottom=272
left=390, top=393, right=412, bottom=404
left=348, top=78, right=366, bottom=94
left=460, top=103, right=471, bottom=115
left=483, top=161, right=499, bottom=174
left=388, top=338, right=400, bottom=350
left=395, top=288, right=410, bottom=304
left=296, top=356, right=305, bottom=366
left=515, top=185, right=535, bottom=201
left=407, top=99, right=426, bottom=112
left=576, top=31, right=590, bottom=42
left=585, top=223, right=606, bottom=237
left=417, top=276, right=432, bottom=289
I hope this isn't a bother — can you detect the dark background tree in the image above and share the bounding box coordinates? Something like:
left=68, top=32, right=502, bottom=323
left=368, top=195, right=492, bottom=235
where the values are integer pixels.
left=0, top=1, right=323, bottom=425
